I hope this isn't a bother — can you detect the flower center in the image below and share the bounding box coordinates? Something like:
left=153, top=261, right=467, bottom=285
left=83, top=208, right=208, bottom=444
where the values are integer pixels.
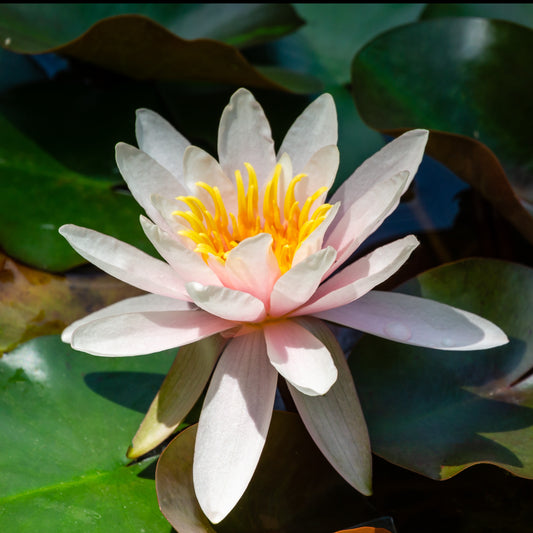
left=173, top=162, right=332, bottom=273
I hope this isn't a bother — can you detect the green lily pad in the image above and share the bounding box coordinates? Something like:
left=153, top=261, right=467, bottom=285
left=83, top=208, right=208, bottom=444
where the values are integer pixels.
left=349, top=258, right=533, bottom=480
left=0, top=335, right=176, bottom=532
left=351, top=18, right=533, bottom=240
left=0, top=252, right=143, bottom=354
left=156, top=411, right=370, bottom=533
left=0, top=4, right=305, bottom=91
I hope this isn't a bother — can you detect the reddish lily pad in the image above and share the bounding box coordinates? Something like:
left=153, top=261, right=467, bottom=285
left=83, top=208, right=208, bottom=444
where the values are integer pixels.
left=349, top=258, right=533, bottom=480
left=156, top=411, right=370, bottom=533
left=0, top=252, right=142, bottom=354
left=351, top=17, right=533, bottom=243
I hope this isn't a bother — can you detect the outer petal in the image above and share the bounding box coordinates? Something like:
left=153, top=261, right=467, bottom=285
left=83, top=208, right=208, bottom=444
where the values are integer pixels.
left=217, top=88, right=276, bottom=187
left=270, top=247, right=337, bottom=317
left=186, top=282, right=267, bottom=322
left=182, top=145, right=237, bottom=213
left=263, top=319, right=337, bottom=396
left=140, top=215, right=221, bottom=286
left=193, top=331, right=277, bottom=524
left=70, top=309, right=234, bottom=356
left=325, top=170, right=410, bottom=273
left=316, top=290, right=509, bottom=350
left=59, top=224, right=187, bottom=299
left=115, top=142, right=187, bottom=229
left=62, top=293, right=194, bottom=344
left=127, top=335, right=226, bottom=459
left=288, top=317, right=372, bottom=496
left=296, top=235, right=419, bottom=316
left=278, top=93, right=337, bottom=174
left=330, top=129, right=428, bottom=219
left=135, top=108, right=190, bottom=179
left=223, top=233, right=282, bottom=304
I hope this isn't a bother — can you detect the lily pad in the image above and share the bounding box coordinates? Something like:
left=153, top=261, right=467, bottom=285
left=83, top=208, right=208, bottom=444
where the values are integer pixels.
left=351, top=17, right=533, bottom=241
left=156, top=411, right=371, bottom=533
left=0, top=335, right=176, bottom=532
left=0, top=252, right=143, bottom=354
left=0, top=4, right=304, bottom=90
left=349, top=258, right=533, bottom=480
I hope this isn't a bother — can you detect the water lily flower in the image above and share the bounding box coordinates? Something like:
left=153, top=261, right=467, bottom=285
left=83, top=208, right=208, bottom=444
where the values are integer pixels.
left=60, top=88, right=508, bottom=524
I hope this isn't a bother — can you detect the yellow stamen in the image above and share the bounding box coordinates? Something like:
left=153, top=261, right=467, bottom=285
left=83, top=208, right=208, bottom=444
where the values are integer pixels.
left=173, top=162, right=333, bottom=272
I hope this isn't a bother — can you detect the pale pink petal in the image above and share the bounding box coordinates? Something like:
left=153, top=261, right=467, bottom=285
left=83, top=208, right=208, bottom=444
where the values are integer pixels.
left=296, top=235, right=419, bottom=315
left=330, top=129, right=429, bottom=218
left=115, top=142, right=187, bottom=229
left=264, top=319, right=337, bottom=396
left=288, top=317, right=372, bottom=495
left=292, top=202, right=340, bottom=266
left=193, top=331, right=277, bottom=523
left=270, top=247, right=337, bottom=317
left=186, top=282, right=267, bottom=322
left=140, top=216, right=222, bottom=286
left=217, top=88, right=276, bottom=187
left=325, top=170, right=409, bottom=273
left=62, top=293, right=194, bottom=344
left=150, top=194, right=194, bottom=248
left=278, top=93, right=337, bottom=174
left=316, top=291, right=509, bottom=350
left=296, top=144, right=339, bottom=206
left=135, top=108, right=190, bottom=179
left=223, top=233, right=281, bottom=304
left=128, top=335, right=225, bottom=458
left=59, top=224, right=187, bottom=299
left=70, top=309, right=234, bottom=356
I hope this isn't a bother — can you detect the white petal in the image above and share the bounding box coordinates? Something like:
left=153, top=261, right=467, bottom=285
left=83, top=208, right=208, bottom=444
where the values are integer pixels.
left=150, top=193, right=194, bottom=248
left=330, top=129, right=428, bottom=219
left=128, top=335, right=225, bottom=458
left=270, top=247, right=337, bottom=317
left=278, top=93, right=337, bottom=174
left=62, top=293, right=194, bottom=344
left=288, top=317, right=372, bottom=495
left=115, top=142, right=187, bottom=230
left=297, top=235, right=419, bottom=315
left=316, top=290, right=509, bottom=351
left=193, top=331, right=277, bottom=523
left=325, top=170, right=410, bottom=273
left=140, top=215, right=221, bottom=286
left=263, top=319, right=337, bottom=396
left=182, top=145, right=237, bottom=213
left=135, top=108, right=190, bottom=179
left=59, top=224, right=187, bottom=299
left=218, top=88, right=276, bottom=187
left=186, top=282, right=266, bottom=322
left=223, top=233, right=281, bottom=304
left=70, top=309, right=234, bottom=356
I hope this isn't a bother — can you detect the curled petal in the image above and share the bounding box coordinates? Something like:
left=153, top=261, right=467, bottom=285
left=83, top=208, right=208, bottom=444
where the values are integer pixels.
left=70, top=309, right=234, bottom=356
left=193, top=331, right=277, bottom=523
left=218, top=88, right=276, bottom=187
left=59, top=224, right=187, bottom=299
left=135, top=108, right=190, bottom=179
left=263, top=319, right=337, bottom=396
left=288, top=317, right=372, bottom=495
left=316, top=290, right=509, bottom=350
left=278, top=93, right=337, bottom=174
left=186, top=282, right=267, bottom=322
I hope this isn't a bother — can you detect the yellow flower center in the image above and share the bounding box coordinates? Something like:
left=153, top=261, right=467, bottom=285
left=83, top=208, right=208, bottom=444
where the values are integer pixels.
left=173, top=162, right=332, bottom=273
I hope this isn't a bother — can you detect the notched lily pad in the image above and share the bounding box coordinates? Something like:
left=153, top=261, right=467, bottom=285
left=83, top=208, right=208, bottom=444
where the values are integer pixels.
left=156, top=411, right=371, bottom=533
left=350, top=258, right=533, bottom=480
left=351, top=17, right=533, bottom=243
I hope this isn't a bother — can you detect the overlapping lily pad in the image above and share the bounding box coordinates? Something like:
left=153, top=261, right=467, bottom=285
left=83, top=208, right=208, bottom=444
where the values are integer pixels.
left=0, top=252, right=142, bottom=354
left=156, top=411, right=370, bottom=533
left=0, top=335, right=176, bottom=531
left=349, top=258, right=533, bottom=480
left=351, top=17, right=533, bottom=242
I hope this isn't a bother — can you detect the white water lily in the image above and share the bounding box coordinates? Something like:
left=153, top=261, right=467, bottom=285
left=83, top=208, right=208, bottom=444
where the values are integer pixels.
left=60, top=88, right=508, bottom=524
